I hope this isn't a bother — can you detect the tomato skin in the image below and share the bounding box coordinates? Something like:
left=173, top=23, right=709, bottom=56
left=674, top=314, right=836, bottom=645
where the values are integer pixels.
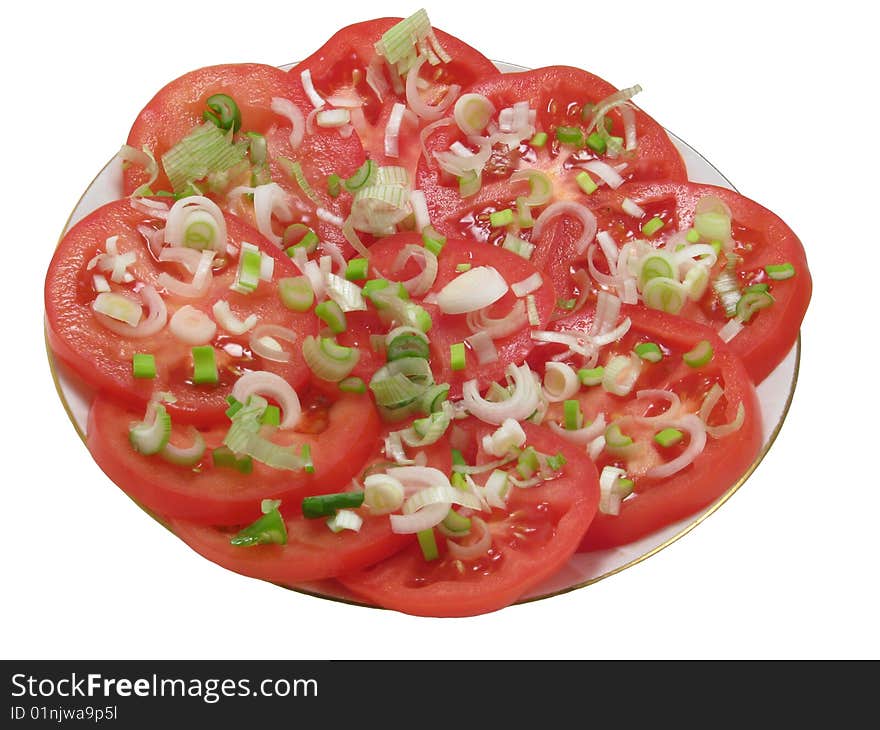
left=591, top=181, right=812, bottom=383
left=364, top=232, right=556, bottom=396
left=337, top=422, right=600, bottom=617
left=537, top=305, right=763, bottom=551
left=45, top=198, right=315, bottom=426
left=294, top=17, right=499, bottom=174
left=86, top=389, right=381, bottom=525
left=167, top=429, right=454, bottom=584
left=124, top=63, right=365, bottom=248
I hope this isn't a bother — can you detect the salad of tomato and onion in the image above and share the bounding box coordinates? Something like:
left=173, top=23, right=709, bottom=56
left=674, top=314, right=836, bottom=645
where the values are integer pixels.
left=44, top=9, right=810, bottom=617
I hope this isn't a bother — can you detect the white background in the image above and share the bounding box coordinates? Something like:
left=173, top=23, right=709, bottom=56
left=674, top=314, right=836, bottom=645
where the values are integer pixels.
left=2, top=0, right=876, bottom=660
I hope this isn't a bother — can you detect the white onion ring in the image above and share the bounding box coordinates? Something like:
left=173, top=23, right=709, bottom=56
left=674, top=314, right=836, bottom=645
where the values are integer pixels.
left=405, top=57, right=460, bottom=120
left=542, top=362, right=580, bottom=402
left=271, top=97, right=306, bottom=150
left=466, top=300, right=528, bottom=340
left=93, top=285, right=167, bottom=339
left=548, top=413, right=607, bottom=445
left=212, top=300, right=257, bottom=335
left=446, top=516, right=492, bottom=561
left=462, top=364, right=540, bottom=425
left=249, top=324, right=297, bottom=363
left=389, top=502, right=449, bottom=534
left=644, top=414, right=707, bottom=479
left=130, top=197, right=170, bottom=219
left=532, top=201, right=598, bottom=257
left=231, top=371, right=301, bottom=429
left=634, top=389, right=682, bottom=423
left=420, top=117, right=455, bottom=165
left=157, top=250, right=214, bottom=298
left=157, top=246, right=202, bottom=274
left=169, top=305, right=216, bottom=345
left=164, top=196, right=227, bottom=252
left=394, top=244, right=438, bottom=297
left=580, top=160, right=625, bottom=189
left=253, top=184, right=293, bottom=247
left=465, top=331, right=498, bottom=365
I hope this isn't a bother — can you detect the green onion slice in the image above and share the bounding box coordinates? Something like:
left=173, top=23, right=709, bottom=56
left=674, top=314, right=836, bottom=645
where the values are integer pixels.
left=683, top=340, right=714, bottom=368
left=202, top=94, right=242, bottom=133
left=302, top=491, right=365, bottom=519
left=230, top=506, right=287, bottom=547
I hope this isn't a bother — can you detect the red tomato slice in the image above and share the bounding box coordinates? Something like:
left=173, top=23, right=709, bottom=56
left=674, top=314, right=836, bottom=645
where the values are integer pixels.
left=532, top=305, right=763, bottom=550
left=337, top=422, right=600, bottom=617
left=365, top=232, right=556, bottom=396
left=86, top=387, right=381, bottom=525
left=294, top=17, right=498, bottom=179
left=124, top=63, right=365, bottom=248
left=586, top=181, right=812, bottom=383
left=168, top=427, right=454, bottom=584
left=45, top=197, right=315, bottom=425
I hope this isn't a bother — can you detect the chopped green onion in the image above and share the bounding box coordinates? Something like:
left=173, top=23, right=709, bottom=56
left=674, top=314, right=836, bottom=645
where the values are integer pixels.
left=162, top=122, right=247, bottom=195
left=327, top=173, right=342, bottom=198
left=132, top=353, right=156, bottom=379
left=516, top=196, right=535, bottom=228
left=502, top=233, right=535, bottom=259
left=683, top=265, right=710, bottom=300
left=765, top=262, right=795, bottom=280
left=458, top=170, right=482, bottom=198
left=191, top=346, right=218, bottom=385
left=604, top=423, right=633, bottom=449
left=694, top=211, right=731, bottom=242
left=363, top=278, right=409, bottom=306
left=326, top=509, right=363, bottom=533
left=642, top=277, right=687, bottom=314
left=654, top=428, right=684, bottom=447
left=230, top=506, right=287, bottom=547
left=302, top=336, right=360, bottom=382
left=455, top=263, right=472, bottom=273
left=526, top=294, right=540, bottom=326
left=713, top=269, right=741, bottom=317
left=442, top=509, right=472, bottom=535
left=338, top=376, right=366, bottom=394
left=370, top=355, right=434, bottom=410
left=232, top=244, right=263, bottom=294
left=301, top=491, right=365, bottom=519
left=557, top=298, right=577, bottom=311
left=641, top=216, right=665, bottom=237
left=417, top=528, right=439, bottom=561
left=683, top=340, right=714, bottom=368
left=451, top=448, right=466, bottom=466
left=517, top=446, right=540, bottom=479
left=260, top=405, right=281, bottom=427
left=686, top=228, right=700, bottom=243
left=585, top=131, right=606, bottom=154
left=375, top=9, right=439, bottom=66
left=387, top=333, right=430, bottom=361
left=422, top=225, right=446, bottom=255
left=246, top=132, right=267, bottom=166
left=280, top=158, right=320, bottom=205
left=450, top=342, right=466, bottom=371
left=563, top=399, right=582, bottom=431
left=283, top=224, right=319, bottom=254
left=634, top=342, right=663, bottom=363
left=225, top=396, right=243, bottom=419
left=575, top=170, right=598, bottom=195
left=489, top=208, right=514, bottom=228
left=129, top=404, right=171, bottom=456
left=345, top=257, right=369, bottom=281
left=545, top=452, right=567, bottom=471
left=530, top=131, right=548, bottom=147
left=578, top=366, right=604, bottom=386
left=212, top=446, right=253, bottom=474
left=279, top=276, right=314, bottom=312
left=745, top=282, right=770, bottom=294
left=345, top=159, right=377, bottom=192
left=202, top=94, right=241, bottom=133
left=735, top=290, right=775, bottom=323
left=419, top=383, right=450, bottom=414
left=556, top=126, right=585, bottom=147
left=315, top=300, right=347, bottom=334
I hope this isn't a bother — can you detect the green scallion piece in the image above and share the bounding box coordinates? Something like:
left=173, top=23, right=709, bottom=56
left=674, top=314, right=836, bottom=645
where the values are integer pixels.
left=191, top=346, right=218, bottom=385
left=132, top=353, right=156, bottom=379
left=654, top=428, right=684, bottom=448
left=516, top=196, right=534, bottom=229
left=301, top=491, right=365, bottom=519
left=683, top=340, right=714, bottom=368
left=339, top=376, right=366, bottom=394
left=283, top=224, right=319, bottom=254
left=451, top=448, right=466, bottom=466
left=279, top=276, right=314, bottom=312
left=451, top=471, right=468, bottom=490
left=585, top=131, right=606, bottom=154
left=557, top=298, right=577, bottom=311
left=315, top=300, right=347, bottom=334
left=458, top=169, right=481, bottom=198
left=301, top=444, right=314, bottom=474
left=345, top=159, right=377, bottom=192
left=604, top=423, right=633, bottom=449
left=563, top=400, right=582, bottom=431
left=489, top=208, right=515, bottom=228
left=735, top=291, right=775, bottom=323
left=260, top=405, right=281, bottom=427
left=232, top=245, right=263, bottom=294
left=634, top=342, right=663, bottom=363
left=765, top=262, right=795, bottom=280
left=202, top=94, right=241, bottom=133
left=417, top=528, right=439, bottom=561
left=578, top=366, right=604, bottom=386
left=345, top=257, right=369, bottom=281
left=546, top=452, right=567, bottom=471
left=230, top=506, right=287, bottom=547
left=225, top=396, right=243, bottom=419
left=246, top=132, right=267, bottom=166
left=745, top=282, right=770, bottom=294
left=530, top=131, right=548, bottom=147
left=455, top=263, right=472, bottom=273
left=280, top=158, right=320, bottom=205
left=686, top=228, right=700, bottom=244
left=162, top=123, right=247, bottom=195
left=212, top=446, right=253, bottom=474
left=517, top=446, right=540, bottom=479
left=327, top=173, right=342, bottom=198
left=387, top=333, right=430, bottom=361
left=450, top=342, right=466, bottom=371
left=642, top=216, right=665, bottom=237
left=556, top=126, right=584, bottom=147
left=442, top=509, right=471, bottom=534
left=422, top=225, right=446, bottom=256
left=575, top=170, right=598, bottom=195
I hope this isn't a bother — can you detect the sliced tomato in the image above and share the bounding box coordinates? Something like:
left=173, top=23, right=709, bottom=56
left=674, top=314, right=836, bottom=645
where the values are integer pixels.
left=364, top=232, right=556, bottom=396
left=124, top=63, right=365, bottom=248
left=293, top=16, right=499, bottom=180
left=87, top=387, right=381, bottom=525
left=415, top=66, right=686, bottom=302
left=168, top=428, right=454, bottom=584
left=585, top=181, right=812, bottom=383
left=45, top=197, right=315, bottom=425
left=531, top=305, right=763, bottom=550
left=337, top=422, right=600, bottom=617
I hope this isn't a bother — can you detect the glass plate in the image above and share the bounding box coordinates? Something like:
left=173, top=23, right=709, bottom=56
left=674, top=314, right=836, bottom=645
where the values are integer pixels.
left=46, top=61, right=800, bottom=608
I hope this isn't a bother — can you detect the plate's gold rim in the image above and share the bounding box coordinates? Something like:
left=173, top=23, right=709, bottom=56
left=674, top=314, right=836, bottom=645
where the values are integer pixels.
left=45, top=58, right=804, bottom=614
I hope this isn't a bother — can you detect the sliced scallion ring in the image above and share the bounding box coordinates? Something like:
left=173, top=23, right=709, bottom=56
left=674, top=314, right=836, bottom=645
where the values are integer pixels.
left=203, top=93, right=242, bottom=133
